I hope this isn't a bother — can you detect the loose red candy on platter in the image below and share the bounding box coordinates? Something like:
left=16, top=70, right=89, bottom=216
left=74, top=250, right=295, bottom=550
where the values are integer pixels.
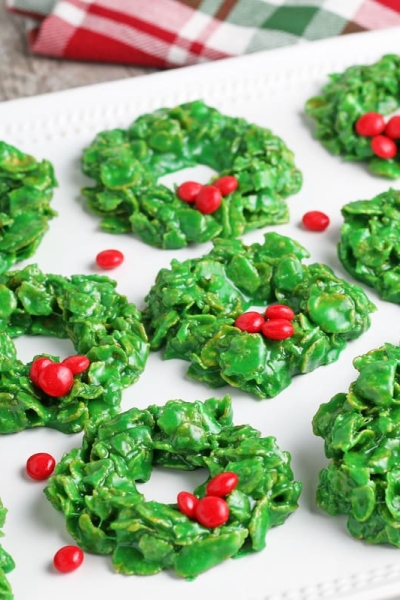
left=95, top=249, right=124, bottom=270
left=177, top=181, right=203, bottom=203
left=234, top=311, right=264, bottom=333
left=213, top=175, right=238, bottom=196
left=265, top=304, right=295, bottom=321
left=177, top=491, right=199, bottom=519
left=38, top=363, right=74, bottom=397
left=355, top=112, right=385, bottom=137
left=371, top=134, right=397, bottom=159
left=62, top=355, right=90, bottom=375
left=195, top=496, right=230, bottom=528
left=261, top=319, right=294, bottom=341
left=194, top=185, right=222, bottom=214
left=384, top=116, right=400, bottom=140
left=26, top=452, right=56, bottom=480
left=206, top=472, right=239, bottom=497
left=53, top=546, right=84, bottom=573
left=29, top=357, right=53, bottom=386
left=302, top=211, right=330, bottom=232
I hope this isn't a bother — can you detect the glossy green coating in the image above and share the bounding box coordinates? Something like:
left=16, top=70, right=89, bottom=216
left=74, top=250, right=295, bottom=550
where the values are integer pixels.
left=143, top=232, right=376, bottom=399
left=338, top=188, right=400, bottom=303
left=45, top=395, right=301, bottom=579
left=81, top=100, right=302, bottom=249
left=313, top=343, right=400, bottom=546
left=305, top=54, right=400, bottom=178
left=0, top=499, right=14, bottom=600
left=0, top=141, right=57, bottom=273
left=0, top=264, right=149, bottom=434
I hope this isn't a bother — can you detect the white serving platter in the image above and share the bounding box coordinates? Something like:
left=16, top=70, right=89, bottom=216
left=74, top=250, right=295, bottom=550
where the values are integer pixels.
left=1, top=26, right=400, bottom=600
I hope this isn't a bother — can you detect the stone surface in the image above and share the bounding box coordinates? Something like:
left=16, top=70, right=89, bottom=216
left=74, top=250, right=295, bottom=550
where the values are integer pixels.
left=0, top=2, right=156, bottom=102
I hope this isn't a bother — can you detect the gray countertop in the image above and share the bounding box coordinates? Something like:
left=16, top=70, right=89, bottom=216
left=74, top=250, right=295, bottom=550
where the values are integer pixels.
left=0, top=1, right=156, bottom=103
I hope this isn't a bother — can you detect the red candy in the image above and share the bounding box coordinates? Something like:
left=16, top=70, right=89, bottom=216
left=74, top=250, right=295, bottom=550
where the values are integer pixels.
left=302, top=211, right=330, bottom=232
left=38, top=363, right=74, bottom=397
left=206, top=472, right=239, bottom=497
left=53, top=546, right=84, bottom=573
left=26, top=452, right=56, bottom=480
left=62, top=355, right=90, bottom=375
left=96, top=249, right=124, bottom=270
left=194, top=185, right=222, bottom=214
left=213, top=175, right=238, bottom=196
left=384, top=116, right=400, bottom=140
left=355, top=112, right=385, bottom=137
left=177, top=491, right=199, bottom=519
left=234, top=311, right=264, bottom=333
left=29, top=357, right=53, bottom=386
left=262, top=319, right=294, bottom=341
left=195, top=496, right=230, bottom=528
left=177, top=181, right=203, bottom=203
left=265, top=304, right=294, bottom=321
left=371, top=134, right=397, bottom=159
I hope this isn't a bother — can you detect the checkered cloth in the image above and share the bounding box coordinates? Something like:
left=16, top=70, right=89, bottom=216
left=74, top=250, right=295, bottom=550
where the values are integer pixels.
left=6, top=0, right=400, bottom=68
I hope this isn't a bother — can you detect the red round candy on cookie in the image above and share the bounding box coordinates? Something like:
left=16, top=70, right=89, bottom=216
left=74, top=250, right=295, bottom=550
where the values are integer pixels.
left=38, top=363, right=74, bottom=397
left=195, top=186, right=222, bottom=214
left=177, top=181, right=203, bottom=203
left=234, top=311, right=264, bottom=333
left=213, top=175, right=238, bottom=196
left=261, top=319, right=294, bottom=341
left=370, top=135, right=397, bottom=159
left=195, top=496, right=229, bottom=528
left=384, top=116, right=400, bottom=140
left=355, top=112, right=385, bottom=137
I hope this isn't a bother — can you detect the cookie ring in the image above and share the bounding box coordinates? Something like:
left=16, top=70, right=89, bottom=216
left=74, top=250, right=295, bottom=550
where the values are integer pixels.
left=0, top=264, right=149, bottom=434
left=143, top=232, right=376, bottom=399
left=313, top=343, right=400, bottom=547
left=0, top=141, right=57, bottom=273
left=338, top=188, right=400, bottom=304
left=45, top=395, right=301, bottom=578
left=81, top=100, right=302, bottom=249
left=305, top=54, right=400, bottom=178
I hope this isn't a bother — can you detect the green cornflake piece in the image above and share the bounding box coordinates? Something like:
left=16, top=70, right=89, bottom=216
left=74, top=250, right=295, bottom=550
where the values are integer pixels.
left=0, top=141, right=57, bottom=273
left=0, top=498, right=15, bottom=600
left=143, top=232, right=375, bottom=399
left=313, top=343, right=400, bottom=546
left=81, top=100, right=302, bottom=249
left=338, top=188, right=400, bottom=303
left=0, top=264, right=149, bottom=434
left=305, top=54, right=400, bottom=178
left=45, top=396, right=301, bottom=579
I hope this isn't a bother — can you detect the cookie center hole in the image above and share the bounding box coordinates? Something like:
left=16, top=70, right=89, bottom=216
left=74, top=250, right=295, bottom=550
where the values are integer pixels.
left=13, top=336, right=76, bottom=363
left=136, top=466, right=209, bottom=504
left=159, top=165, right=217, bottom=190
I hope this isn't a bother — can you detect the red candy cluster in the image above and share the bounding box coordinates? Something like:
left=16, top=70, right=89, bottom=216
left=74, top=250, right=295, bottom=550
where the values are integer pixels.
left=177, top=471, right=239, bottom=528
left=234, top=304, right=295, bottom=341
left=355, top=112, right=400, bottom=159
left=29, top=354, right=90, bottom=397
left=177, top=175, right=238, bottom=214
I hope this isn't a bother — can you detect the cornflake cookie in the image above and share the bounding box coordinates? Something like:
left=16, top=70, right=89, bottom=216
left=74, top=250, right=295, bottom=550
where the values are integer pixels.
left=45, top=395, right=301, bottom=579
left=313, top=343, right=400, bottom=547
left=338, top=188, right=400, bottom=303
left=0, top=141, right=57, bottom=273
left=143, top=232, right=376, bottom=399
left=0, top=264, right=149, bottom=434
left=81, top=100, right=302, bottom=249
left=0, top=498, right=14, bottom=600
left=305, top=54, right=400, bottom=178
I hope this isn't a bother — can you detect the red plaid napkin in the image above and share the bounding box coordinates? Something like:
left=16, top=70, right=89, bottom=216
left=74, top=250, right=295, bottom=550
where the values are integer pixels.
left=7, top=0, right=400, bottom=68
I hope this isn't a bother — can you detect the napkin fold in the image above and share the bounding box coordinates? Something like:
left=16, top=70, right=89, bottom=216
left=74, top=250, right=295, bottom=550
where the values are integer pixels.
left=7, top=0, right=400, bottom=68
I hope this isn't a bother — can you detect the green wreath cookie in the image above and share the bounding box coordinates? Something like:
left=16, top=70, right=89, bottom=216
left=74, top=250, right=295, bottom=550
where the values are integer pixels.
left=305, top=54, right=400, bottom=178
left=45, top=395, right=301, bottom=579
left=0, top=141, right=57, bottom=273
left=0, top=264, right=149, bottom=434
left=81, top=100, right=302, bottom=249
left=338, top=188, right=400, bottom=303
left=313, top=343, right=400, bottom=546
left=0, top=499, right=14, bottom=600
left=143, top=232, right=376, bottom=399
